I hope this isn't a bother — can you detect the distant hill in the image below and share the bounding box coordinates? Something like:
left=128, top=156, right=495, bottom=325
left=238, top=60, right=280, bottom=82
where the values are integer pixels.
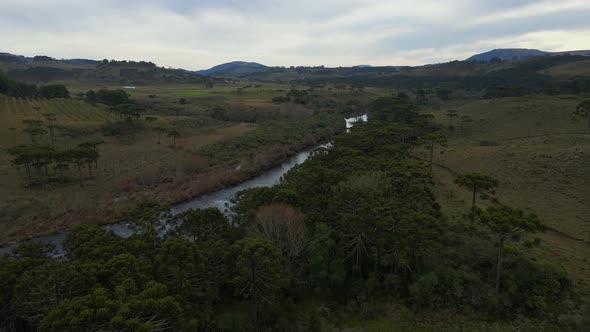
left=0, top=52, right=206, bottom=85
left=196, top=61, right=267, bottom=76
left=466, top=48, right=590, bottom=62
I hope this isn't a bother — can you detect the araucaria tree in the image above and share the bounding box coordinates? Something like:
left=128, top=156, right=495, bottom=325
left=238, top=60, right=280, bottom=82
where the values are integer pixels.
left=129, top=200, right=171, bottom=257
left=153, top=126, right=167, bottom=145
left=574, top=100, right=590, bottom=133
left=477, top=206, right=543, bottom=302
left=422, top=131, right=447, bottom=173
left=22, top=120, right=47, bottom=145
left=167, top=130, right=180, bottom=147
left=42, top=113, right=58, bottom=144
left=229, top=237, right=286, bottom=325
left=455, top=173, right=499, bottom=221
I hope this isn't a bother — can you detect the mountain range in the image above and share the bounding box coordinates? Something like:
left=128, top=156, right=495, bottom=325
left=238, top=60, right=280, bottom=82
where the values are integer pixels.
left=2, top=48, right=590, bottom=81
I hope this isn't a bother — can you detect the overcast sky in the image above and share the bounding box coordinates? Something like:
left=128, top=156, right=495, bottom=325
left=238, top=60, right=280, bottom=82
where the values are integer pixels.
left=1, top=0, right=589, bottom=70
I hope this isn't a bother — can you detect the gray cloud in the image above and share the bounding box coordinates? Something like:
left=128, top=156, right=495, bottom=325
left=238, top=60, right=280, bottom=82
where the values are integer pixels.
left=0, top=0, right=589, bottom=69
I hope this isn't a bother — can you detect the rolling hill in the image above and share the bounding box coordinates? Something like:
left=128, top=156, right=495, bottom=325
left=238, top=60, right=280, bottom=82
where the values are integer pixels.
left=466, top=48, right=590, bottom=62
left=196, top=61, right=268, bottom=77
left=0, top=52, right=207, bottom=85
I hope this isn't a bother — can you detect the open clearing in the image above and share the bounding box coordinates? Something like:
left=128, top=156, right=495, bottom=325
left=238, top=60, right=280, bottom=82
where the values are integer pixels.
left=421, top=95, right=590, bottom=299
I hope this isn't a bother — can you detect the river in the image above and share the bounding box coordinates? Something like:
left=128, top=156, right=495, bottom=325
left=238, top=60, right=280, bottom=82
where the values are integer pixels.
left=0, top=115, right=368, bottom=256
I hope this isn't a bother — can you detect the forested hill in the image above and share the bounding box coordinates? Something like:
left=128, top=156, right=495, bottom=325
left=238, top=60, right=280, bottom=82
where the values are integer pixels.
left=466, top=48, right=590, bottom=62
left=196, top=61, right=268, bottom=76
left=0, top=52, right=207, bottom=85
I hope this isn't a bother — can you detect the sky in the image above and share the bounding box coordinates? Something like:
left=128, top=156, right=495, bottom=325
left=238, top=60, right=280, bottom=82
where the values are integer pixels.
left=1, top=0, right=589, bottom=70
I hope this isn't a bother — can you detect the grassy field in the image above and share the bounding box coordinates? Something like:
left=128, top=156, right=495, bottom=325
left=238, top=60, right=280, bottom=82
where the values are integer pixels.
left=0, top=94, right=260, bottom=243
left=0, top=81, right=363, bottom=243
left=418, top=95, right=590, bottom=301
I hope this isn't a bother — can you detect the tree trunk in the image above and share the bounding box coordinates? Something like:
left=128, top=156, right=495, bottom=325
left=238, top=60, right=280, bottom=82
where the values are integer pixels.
left=25, top=164, right=32, bottom=187
left=429, top=140, right=434, bottom=173
left=157, top=133, right=161, bottom=145
left=78, top=165, right=83, bottom=187
left=87, top=163, right=93, bottom=177
left=252, top=291, right=258, bottom=326
left=470, top=188, right=477, bottom=222
left=495, top=236, right=504, bottom=303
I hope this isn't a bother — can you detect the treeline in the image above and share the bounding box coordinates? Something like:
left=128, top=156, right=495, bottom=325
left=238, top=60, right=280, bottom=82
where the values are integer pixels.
left=8, top=141, right=102, bottom=187
left=99, top=59, right=157, bottom=67
left=301, top=55, right=590, bottom=95
left=0, top=97, right=574, bottom=331
left=85, top=89, right=130, bottom=106
left=7, top=115, right=103, bottom=187
left=0, top=74, right=70, bottom=99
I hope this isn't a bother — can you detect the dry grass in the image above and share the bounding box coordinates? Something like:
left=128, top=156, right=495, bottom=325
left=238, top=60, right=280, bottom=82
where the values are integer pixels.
left=421, top=95, right=590, bottom=300
left=539, top=60, right=590, bottom=78
left=0, top=96, right=257, bottom=243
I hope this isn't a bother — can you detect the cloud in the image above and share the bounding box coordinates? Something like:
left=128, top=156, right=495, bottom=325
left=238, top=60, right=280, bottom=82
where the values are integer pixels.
left=0, top=0, right=588, bottom=69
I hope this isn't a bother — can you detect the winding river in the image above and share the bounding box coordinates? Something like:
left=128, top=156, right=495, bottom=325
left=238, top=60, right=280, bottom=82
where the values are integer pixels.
left=0, top=115, right=367, bottom=257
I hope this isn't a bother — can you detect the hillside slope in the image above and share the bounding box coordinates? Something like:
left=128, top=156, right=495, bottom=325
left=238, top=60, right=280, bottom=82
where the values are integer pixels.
left=466, top=48, right=590, bottom=62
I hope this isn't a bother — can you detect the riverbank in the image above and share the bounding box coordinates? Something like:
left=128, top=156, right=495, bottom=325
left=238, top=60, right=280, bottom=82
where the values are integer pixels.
left=1, top=114, right=367, bottom=252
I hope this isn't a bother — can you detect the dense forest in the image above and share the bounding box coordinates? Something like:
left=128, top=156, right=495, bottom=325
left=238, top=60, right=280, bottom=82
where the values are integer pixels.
left=0, top=74, right=69, bottom=99
left=0, top=96, right=573, bottom=331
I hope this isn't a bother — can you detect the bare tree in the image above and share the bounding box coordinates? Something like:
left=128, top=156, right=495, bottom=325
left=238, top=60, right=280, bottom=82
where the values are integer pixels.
left=250, top=203, right=308, bottom=260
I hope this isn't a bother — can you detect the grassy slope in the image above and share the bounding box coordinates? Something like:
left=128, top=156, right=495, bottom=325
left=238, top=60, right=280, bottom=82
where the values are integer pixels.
left=420, top=95, right=590, bottom=300
left=539, top=60, right=590, bottom=78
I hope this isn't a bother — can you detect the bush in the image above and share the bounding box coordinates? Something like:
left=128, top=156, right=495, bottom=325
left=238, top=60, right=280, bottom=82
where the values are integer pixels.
left=38, top=84, right=70, bottom=99
left=479, top=140, right=499, bottom=146
left=101, top=120, right=143, bottom=137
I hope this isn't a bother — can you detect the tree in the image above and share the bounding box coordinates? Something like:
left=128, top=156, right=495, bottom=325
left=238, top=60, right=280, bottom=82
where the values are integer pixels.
left=145, top=116, right=158, bottom=124
left=8, top=127, right=18, bottom=144
left=436, top=87, right=452, bottom=100
left=229, top=237, right=287, bottom=325
left=460, top=115, right=474, bottom=133
left=250, top=203, right=307, bottom=261
left=129, top=200, right=171, bottom=257
left=423, top=131, right=447, bottom=173
left=8, top=145, right=55, bottom=186
left=415, top=89, right=428, bottom=103
left=419, top=113, right=434, bottom=126
left=455, top=173, right=498, bottom=222
left=22, top=120, right=47, bottom=145
left=53, top=151, right=71, bottom=183
left=167, top=130, right=180, bottom=147
left=172, top=208, right=231, bottom=243
left=574, top=100, right=590, bottom=133
left=76, top=146, right=99, bottom=177
left=8, top=146, right=36, bottom=186
left=38, top=85, right=70, bottom=99
left=446, top=110, right=458, bottom=128
left=112, top=104, right=145, bottom=126
left=42, top=113, right=57, bottom=144
left=94, top=89, right=129, bottom=106
left=69, top=148, right=88, bottom=186
left=153, top=127, right=167, bottom=145
left=85, top=90, right=97, bottom=105
left=477, top=206, right=543, bottom=302
left=307, top=223, right=346, bottom=291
